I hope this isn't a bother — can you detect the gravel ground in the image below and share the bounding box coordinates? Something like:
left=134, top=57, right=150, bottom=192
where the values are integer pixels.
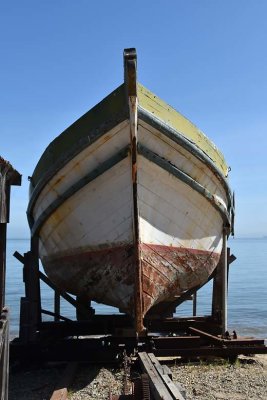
left=170, top=355, right=267, bottom=400
left=70, top=365, right=124, bottom=399
left=9, top=355, right=267, bottom=399
left=9, top=364, right=64, bottom=400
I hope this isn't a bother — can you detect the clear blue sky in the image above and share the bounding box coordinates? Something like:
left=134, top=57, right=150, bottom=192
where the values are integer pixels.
left=1, top=1, right=267, bottom=238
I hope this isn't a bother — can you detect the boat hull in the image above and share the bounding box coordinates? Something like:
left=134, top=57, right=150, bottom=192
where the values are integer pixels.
left=28, top=51, right=233, bottom=332
left=31, top=116, right=227, bottom=322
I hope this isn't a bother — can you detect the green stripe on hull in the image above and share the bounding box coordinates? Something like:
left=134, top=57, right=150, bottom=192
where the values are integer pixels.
left=137, top=84, right=228, bottom=177
left=30, top=83, right=128, bottom=191
left=30, top=82, right=229, bottom=202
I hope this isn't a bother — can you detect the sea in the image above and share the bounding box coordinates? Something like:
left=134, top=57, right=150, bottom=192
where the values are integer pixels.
left=5, top=237, right=267, bottom=339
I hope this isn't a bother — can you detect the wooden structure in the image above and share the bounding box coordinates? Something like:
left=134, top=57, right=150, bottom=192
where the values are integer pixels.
left=111, top=352, right=187, bottom=399
left=27, top=48, right=235, bottom=334
left=9, top=49, right=266, bottom=367
left=13, top=231, right=235, bottom=345
left=0, top=157, right=21, bottom=399
left=138, top=352, right=186, bottom=400
left=11, top=239, right=267, bottom=365
left=11, top=240, right=267, bottom=364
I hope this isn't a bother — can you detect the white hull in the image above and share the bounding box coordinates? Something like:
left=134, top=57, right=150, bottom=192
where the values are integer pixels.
left=28, top=49, right=233, bottom=332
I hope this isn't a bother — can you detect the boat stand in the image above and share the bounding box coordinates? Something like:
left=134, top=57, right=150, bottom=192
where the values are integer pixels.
left=13, top=230, right=233, bottom=340
left=10, top=229, right=267, bottom=364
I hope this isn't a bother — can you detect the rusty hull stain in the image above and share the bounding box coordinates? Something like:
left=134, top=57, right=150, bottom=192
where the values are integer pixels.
left=43, top=244, right=136, bottom=314
left=42, top=242, right=220, bottom=331
left=140, top=243, right=220, bottom=316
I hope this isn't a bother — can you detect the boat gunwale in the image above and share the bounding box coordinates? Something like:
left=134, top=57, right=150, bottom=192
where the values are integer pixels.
left=27, top=83, right=129, bottom=223
left=27, top=87, right=234, bottom=230
left=138, top=107, right=233, bottom=209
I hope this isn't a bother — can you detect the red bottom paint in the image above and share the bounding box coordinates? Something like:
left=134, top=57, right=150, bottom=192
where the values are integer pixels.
left=42, top=243, right=220, bottom=322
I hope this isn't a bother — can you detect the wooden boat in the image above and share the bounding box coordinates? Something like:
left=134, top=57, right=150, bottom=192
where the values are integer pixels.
left=27, top=49, right=234, bottom=333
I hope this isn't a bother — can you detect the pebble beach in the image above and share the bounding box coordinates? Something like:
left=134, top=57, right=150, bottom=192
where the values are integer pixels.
left=9, top=354, right=267, bottom=400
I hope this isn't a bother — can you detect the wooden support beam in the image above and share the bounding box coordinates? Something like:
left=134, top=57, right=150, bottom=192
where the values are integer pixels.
left=39, top=271, right=78, bottom=309
left=30, top=237, right=42, bottom=324
left=41, top=309, right=72, bottom=322
left=19, top=245, right=42, bottom=342
left=148, top=353, right=186, bottom=400
left=19, top=297, right=33, bottom=343
left=13, top=251, right=25, bottom=264
left=0, top=224, right=7, bottom=312
left=192, top=291, right=197, bottom=316
left=0, top=308, right=10, bottom=400
left=138, top=352, right=173, bottom=400
left=138, top=352, right=186, bottom=400
left=0, top=158, right=21, bottom=313
left=76, top=297, right=95, bottom=320
left=54, top=292, right=60, bottom=322
left=39, top=272, right=91, bottom=319
left=221, top=232, right=228, bottom=333
left=212, top=237, right=232, bottom=334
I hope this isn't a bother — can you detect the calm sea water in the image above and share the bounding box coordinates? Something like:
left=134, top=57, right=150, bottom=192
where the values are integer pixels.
left=5, top=238, right=267, bottom=339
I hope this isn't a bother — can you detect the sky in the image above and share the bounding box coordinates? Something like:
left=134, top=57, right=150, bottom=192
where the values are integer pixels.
left=1, top=0, right=267, bottom=238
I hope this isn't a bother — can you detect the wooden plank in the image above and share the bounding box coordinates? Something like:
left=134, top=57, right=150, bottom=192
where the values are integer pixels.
left=39, top=271, right=77, bottom=308
left=19, top=297, right=39, bottom=343
left=13, top=251, right=25, bottom=264
left=54, top=293, right=60, bottom=322
left=50, top=362, right=78, bottom=400
left=0, top=224, right=7, bottom=312
left=41, top=309, right=71, bottom=322
left=162, top=365, right=172, bottom=379
left=138, top=352, right=173, bottom=400
left=148, top=353, right=186, bottom=400
left=20, top=248, right=41, bottom=342
left=193, top=291, right=197, bottom=316
left=0, top=310, right=9, bottom=400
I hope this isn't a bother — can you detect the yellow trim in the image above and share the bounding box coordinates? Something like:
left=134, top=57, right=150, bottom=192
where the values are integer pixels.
left=137, top=84, right=228, bottom=177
